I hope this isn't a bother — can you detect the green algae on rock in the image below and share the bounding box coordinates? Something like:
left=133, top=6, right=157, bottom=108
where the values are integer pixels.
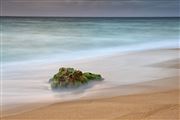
left=50, top=67, right=103, bottom=88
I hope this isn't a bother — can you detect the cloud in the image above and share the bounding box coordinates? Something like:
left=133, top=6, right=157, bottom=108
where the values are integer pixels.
left=1, top=0, right=179, bottom=16
left=3, top=0, right=179, bottom=6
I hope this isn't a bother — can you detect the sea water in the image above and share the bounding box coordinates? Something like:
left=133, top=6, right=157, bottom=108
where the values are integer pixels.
left=1, top=17, right=180, bottom=111
left=1, top=17, right=179, bottom=64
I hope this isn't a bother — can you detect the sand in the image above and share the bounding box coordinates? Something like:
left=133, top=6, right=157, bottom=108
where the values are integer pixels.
left=1, top=48, right=180, bottom=120
left=2, top=89, right=179, bottom=120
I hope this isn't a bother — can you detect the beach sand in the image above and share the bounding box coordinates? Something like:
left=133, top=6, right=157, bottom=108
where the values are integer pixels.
left=3, top=89, right=179, bottom=120
left=1, top=48, right=180, bottom=120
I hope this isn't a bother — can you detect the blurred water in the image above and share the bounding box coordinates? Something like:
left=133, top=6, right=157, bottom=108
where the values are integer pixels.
left=1, top=17, right=179, bottom=63
left=1, top=17, right=180, bottom=111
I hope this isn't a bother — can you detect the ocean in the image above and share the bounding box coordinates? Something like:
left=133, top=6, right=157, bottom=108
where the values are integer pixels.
left=1, top=17, right=179, bottom=110
left=1, top=17, right=179, bottom=64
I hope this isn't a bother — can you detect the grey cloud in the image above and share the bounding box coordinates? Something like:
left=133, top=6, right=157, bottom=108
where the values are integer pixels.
left=1, top=0, right=180, bottom=17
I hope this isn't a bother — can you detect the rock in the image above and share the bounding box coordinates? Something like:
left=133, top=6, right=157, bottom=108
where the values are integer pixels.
left=50, top=67, right=103, bottom=88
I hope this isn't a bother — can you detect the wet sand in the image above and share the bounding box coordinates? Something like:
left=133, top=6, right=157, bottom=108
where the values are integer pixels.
left=3, top=89, right=179, bottom=120
left=1, top=48, right=179, bottom=120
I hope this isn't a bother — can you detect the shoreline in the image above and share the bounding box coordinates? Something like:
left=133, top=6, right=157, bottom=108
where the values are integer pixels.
left=1, top=48, right=179, bottom=119
left=2, top=75, right=179, bottom=118
left=3, top=41, right=178, bottom=66
left=3, top=89, right=179, bottom=119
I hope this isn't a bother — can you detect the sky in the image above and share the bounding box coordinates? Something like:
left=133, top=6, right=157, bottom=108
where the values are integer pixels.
left=1, top=0, right=180, bottom=17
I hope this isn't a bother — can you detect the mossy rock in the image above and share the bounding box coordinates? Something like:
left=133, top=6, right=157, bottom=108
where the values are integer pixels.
left=50, top=67, right=103, bottom=88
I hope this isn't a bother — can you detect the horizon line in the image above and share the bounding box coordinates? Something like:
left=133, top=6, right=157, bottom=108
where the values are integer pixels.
left=1, top=16, right=180, bottom=18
